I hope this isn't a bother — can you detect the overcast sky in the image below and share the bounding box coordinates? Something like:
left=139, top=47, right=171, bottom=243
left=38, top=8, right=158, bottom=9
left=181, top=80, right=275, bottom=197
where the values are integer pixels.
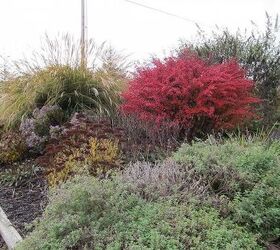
left=0, top=0, right=279, bottom=61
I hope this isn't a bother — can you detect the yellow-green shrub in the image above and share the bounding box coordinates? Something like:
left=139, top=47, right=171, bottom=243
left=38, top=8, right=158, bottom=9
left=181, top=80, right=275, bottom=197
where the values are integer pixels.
left=86, top=138, right=121, bottom=172
left=47, top=151, right=80, bottom=187
left=47, top=138, right=121, bottom=187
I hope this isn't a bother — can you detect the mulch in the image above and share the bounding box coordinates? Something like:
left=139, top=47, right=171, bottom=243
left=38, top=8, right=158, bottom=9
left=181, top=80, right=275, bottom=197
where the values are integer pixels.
left=0, top=160, right=48, bottom=249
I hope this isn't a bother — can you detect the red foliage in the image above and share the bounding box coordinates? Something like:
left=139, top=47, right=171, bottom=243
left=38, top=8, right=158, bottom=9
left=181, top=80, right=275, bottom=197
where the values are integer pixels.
left=121, top=53, right=260, bottom=139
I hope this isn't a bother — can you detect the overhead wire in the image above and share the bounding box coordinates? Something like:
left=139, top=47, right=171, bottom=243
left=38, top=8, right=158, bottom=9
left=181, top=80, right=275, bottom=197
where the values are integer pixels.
left=124, top=0, right=213, bottom=29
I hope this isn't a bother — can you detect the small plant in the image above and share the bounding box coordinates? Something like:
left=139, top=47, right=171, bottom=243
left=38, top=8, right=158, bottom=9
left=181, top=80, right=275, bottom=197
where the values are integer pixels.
left=121, top=52, right=260, bottom=141
left=0, top=132, right=27, bottom=164
left=0, top=161, right=43, bottom=187
left=119, top=160, right=208, bottom=201
left=20, top=105, right=66, bottom=152
left=86, top=137, right=121, bottom=174
left=47, top=137, right=121, bottom=186
left=37, top=113, right=124, bottom=186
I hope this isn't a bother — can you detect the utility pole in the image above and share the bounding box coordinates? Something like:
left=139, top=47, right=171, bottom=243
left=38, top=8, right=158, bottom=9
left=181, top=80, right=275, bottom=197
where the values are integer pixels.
left=81, top=0, right=87, bottom=69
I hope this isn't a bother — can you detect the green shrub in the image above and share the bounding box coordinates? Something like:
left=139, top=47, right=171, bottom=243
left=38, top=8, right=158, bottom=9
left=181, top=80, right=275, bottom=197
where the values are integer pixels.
left=231, top=166, right=280, bottom=241
left=173, top=138, right=279, bottom=191
left=173, top=137, right=280, bottom=242
left=16, top=175, right=260, bottom=250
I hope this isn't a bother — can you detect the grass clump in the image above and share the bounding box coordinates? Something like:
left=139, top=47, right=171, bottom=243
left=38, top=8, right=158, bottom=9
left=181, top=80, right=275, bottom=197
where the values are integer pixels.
left=0, top=160, right=42, bottom=187
left=0, top=65, right=120, bottom=128
left=16, top=175, right=260, bottom=250
left=0, top=34, right=128, bottom=129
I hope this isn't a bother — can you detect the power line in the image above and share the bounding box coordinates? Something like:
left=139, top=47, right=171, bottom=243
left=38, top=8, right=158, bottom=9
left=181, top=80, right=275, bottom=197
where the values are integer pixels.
left=124, top=0, right=203, bottom=28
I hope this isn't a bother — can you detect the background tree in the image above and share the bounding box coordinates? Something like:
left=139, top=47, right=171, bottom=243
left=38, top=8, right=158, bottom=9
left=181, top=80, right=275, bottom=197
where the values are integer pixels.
left=178, top=13, right=280, bottom=127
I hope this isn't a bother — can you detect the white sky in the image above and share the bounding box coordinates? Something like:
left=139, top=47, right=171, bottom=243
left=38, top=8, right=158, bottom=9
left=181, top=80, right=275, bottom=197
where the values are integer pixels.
left=0, top=0, right=279, bottom=61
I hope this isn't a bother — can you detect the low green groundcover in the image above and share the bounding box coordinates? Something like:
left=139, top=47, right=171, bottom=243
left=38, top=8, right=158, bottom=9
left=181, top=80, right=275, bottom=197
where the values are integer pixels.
left=173, top=138, right=280, bottom=243
left=17, top=138, right=279, bottom=249
left=16, top=176, right=260, bottom=250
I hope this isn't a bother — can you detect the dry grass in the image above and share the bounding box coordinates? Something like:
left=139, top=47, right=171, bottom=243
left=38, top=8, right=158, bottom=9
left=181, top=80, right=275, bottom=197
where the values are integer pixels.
left=0, top=34, right=129, bottom=129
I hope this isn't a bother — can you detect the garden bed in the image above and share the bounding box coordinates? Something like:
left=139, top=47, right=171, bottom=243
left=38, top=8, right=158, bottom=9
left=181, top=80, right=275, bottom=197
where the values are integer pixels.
left=0, top=161, right=47, bottom=249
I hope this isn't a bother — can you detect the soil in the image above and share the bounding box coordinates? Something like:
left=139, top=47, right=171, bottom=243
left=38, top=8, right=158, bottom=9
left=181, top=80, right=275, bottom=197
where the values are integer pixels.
left=0, top=159, right=48, bottom=249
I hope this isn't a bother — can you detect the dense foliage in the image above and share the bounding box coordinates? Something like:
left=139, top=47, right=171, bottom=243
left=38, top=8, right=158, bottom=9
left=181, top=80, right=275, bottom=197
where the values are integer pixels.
left=232, top=167, right=280, bottom=240
left=0, top=132, right=27, bottom=164
left=16, top=174, right=260, bottom=250
left=20, top=105, right=66, bottom=153
left=37, top=113, right=124, bottom=186
left=1, top=29, right=279, bottom=250
left=121, top=53, right=259, bottom=140
left=0, top=65, right=121, bottom=128
left=16, top=138, right=280, bottom=249
left=179, top=14, right=280, bottom=126
left=173, top=137, right=280, bottom=243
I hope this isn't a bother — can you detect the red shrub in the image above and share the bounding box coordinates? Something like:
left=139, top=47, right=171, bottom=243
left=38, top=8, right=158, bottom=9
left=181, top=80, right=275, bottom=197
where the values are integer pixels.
left=121, top=53, right=260, bottom=140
